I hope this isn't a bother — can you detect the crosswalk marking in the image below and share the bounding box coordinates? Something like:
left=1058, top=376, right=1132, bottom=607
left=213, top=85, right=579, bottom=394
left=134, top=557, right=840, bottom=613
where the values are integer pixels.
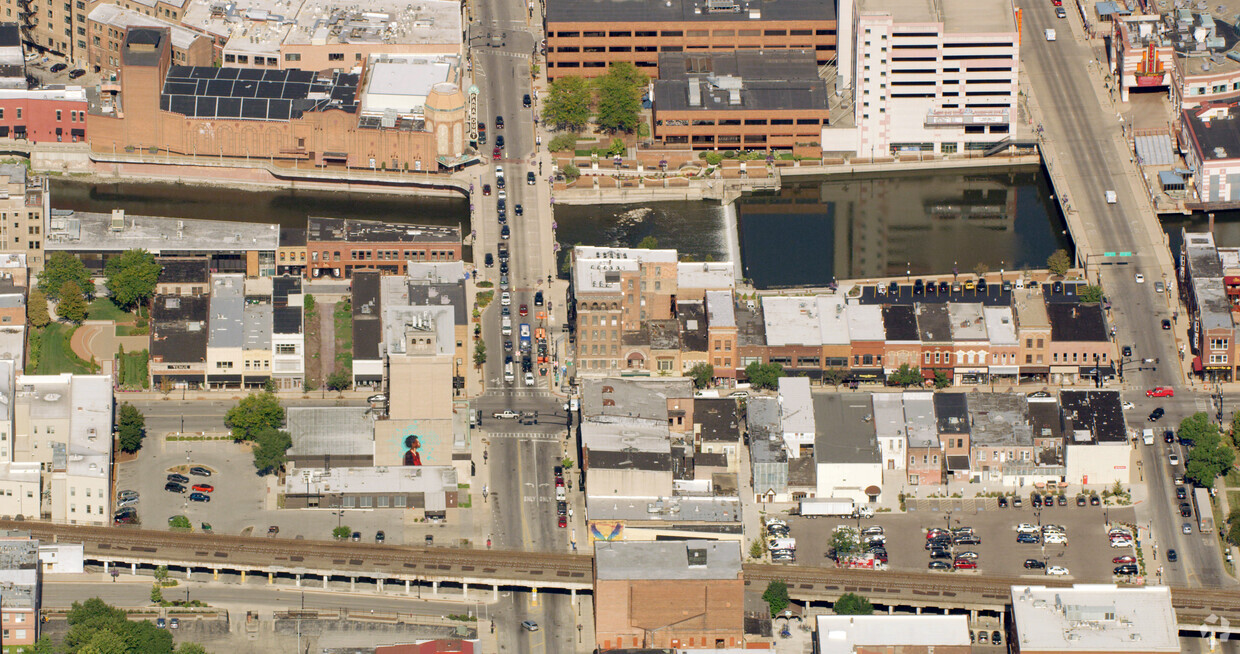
left=481, top=431, right=562, bottom=441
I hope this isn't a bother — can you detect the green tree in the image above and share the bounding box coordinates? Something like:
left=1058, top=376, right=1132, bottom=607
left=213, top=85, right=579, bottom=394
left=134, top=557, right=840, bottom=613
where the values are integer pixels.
left=1078, top=285, right=1103, bottom=303
left=304, top=294, right=317, bottom=315
left=823, top=368, right=847, bottom=389
left=224, top=392, right=284, bottom=441
left=79, top=629, right=130, bottom=654
left=103, top=249, right=161, bottom=311
left=150, top=583, right=164, bottom=604
left=548, top=132, right=578, bottom=152
left=594, top=62, right=646, bottom=133
left=57, top=280, right=88, bottom=323
left=116, top=403, right=146, bottom=453
left=168, top=515, right=191, bottom=530
left=175, top=644, right=209, bottom=654
left=887, top=364, right=922, bottom=387
left=1047, top=249, right=1072, bottom=277
left=1178, top=412, right=1236, bottom=488
left=27, top=288, right=50, bottom=328
left=326, top=369, right=351, bottom=392
left=761, top=580, right=790, bottom=617
left=636, top=236, right=659, bottom=249
left=748, top=538, right=765, bottom=560
left=333, top=525, right=352, bottom=540
left=933, top=370, right=952, bottom=389
left=252, top=426, right=293, bottom=475
left=473, top=341, right=487, bottom=367
left=745, top=362, right=785, bottom=391
left=830, top=529, right=858, bottom=557
left=153, top=565, right=168, bottom=583
left=563, top=162, right=581, bottom=182
left=607, top=137, right=626, bottom=157
left=39, top=252, right=92, bottom=300
left=263, top=378, right=277, bottom=393
left=21, top=636, right=59, bottom=654
left=688, top=363, right=714, bottom=389
left=543, top=76, right=593, bottom=131
left=833, top=592, right=874, bottom=615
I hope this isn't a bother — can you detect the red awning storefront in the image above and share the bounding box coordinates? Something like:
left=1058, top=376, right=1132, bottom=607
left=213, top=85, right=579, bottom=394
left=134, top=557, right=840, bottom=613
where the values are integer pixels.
left=1193, top=356, right=1203, bottom=373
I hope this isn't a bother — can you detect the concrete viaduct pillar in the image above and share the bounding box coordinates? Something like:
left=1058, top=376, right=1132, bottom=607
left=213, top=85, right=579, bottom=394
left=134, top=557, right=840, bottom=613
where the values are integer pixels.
left=323, top=574, right=329, bottom=589
left=405, top=580, right=411, bottom=595
left=268, top=572, right=273, bottom=585
left=432, top=581, right=439, bottom=596
left=377, top=579, right=384, bottom=593
left=130, top=563, right=136, bottom=575
left=463, top=583, right=468, bottom=599
left=296, top=575, right=302, bottom=588
left=350, top=577, right=356, bottom=592
left=493, top=584, right=498, bottom=601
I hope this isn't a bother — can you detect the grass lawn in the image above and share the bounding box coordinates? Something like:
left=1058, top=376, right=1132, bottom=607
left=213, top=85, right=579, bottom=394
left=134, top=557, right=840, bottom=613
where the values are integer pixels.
left=35, top=324, right=94, bottom=374
left=334, top=301, right=353, bottom=368
left=119, top=349, right=149, bottom=389
left=1226, top=468, right=1240, bottom=488
left=87, top=297, right=133, bottom=323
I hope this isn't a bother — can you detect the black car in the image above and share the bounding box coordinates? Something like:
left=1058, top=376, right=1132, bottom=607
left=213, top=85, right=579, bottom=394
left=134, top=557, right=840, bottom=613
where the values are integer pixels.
left=1023, top=559, right=1046, bottom=569
left=51, top=63, right=67, bottom=73
left=1165, top=429, right=1175, bottom=443
left=1031, top=494, right=1042, bottom=508
left=998, top=496, right=1008, bottom=508
left=1179, top=503, right=1192, bottom=518
left=535, top=290, right=544, bottom=306
left=925, top=538, right=951, bottom=550
left=954, top=534, right=982, bottom=545
left=164, top=482, right=186, bottom=493
left=938, top=281, right=949, bottom=293
left=376, top=531, right=385, bottom=543
left=527, top=171, right=536, bottom=185
left=189, top=492, right=211, bottom=503
left=501, top=224, right=510, bottom=240
left=929, top=548, right=953, bottom=559
left=1057, top=494, right=1067, bottom=506
left=1044, top=494, right=1055, bottom=506
left=485, top=253, right=494, bottom=267
left=1148, top=407, right=1165, bottom=421
left=556, top=500, right=567, bottom=516
left=1162, top=319, right=1172, bottom=330
left=1016, top=533, right=1039, bottom=544
left=515, top=204, right=523, bottom=216
left=1090, top=494, right=1100, bottom=505
left=68, top=68, right=85, bottom=79
left=496, top=134, right=505, bottom=149
left=351, top=531, right=361, bottom=542
left=495, top=115, right=504, bottom=128
left=1167, top=549, right=1178, bottom=562
left=554, top=465, right=564, bottom=476
left=1122, top=345, right=1132, bottom=357
left=167, top=473, right=189, bottom=484
left=977, top=279, right=988, bottom=292
left=888, top=281, right=899, bottom=294
left=1076, top=495, right=1086, bottom=506
left=928, top=560, right=952, bottom=570
left=113, top=507, right=138, bottom=524
left=1114, top=564, right=1139, bottom=576
left=500, top=261, right=509, bottom=274
left=1177, top=486, right=1187, bottom=500
left=913, top=279, right=924, bottom=294
left=523, top=94, right=532, bottom=108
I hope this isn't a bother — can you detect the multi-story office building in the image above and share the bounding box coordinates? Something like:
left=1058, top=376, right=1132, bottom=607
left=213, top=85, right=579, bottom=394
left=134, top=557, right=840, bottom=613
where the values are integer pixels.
left=85, top=4, right=212, bottom=75
left=544, top=0, right=837, bottom=80
left=651, top=50, right=829, bottom=154
left=0, top=165, right=47, bottom=273
left=1181, top=229, right=1235, bottom=380
left=0, top=532, right=40, bottom=648
left=306, top=218, right=461, bottom=280
left=824, top=0, right=1020, bottom=156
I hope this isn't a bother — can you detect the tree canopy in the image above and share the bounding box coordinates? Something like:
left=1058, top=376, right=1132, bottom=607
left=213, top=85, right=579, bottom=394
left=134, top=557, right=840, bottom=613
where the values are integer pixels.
left=1179, top=411, right=1236, bottom=488
left=887, top=364, right=922, bottom=387
left=39, top=252, right=93, bottom=300
left=594, top=63, right=646, bottom=133
left=688, top=363, right=714, bottom=389
left=745, top=362, right=785, bottom=390
left=252, top=426, right=293, bottom=475
left=1078, top=285, right=1103, bottom=303
left=543, top=76, right=593, bottom=131
left=27, top=288, right=50, bottom=328
left=104, top=249, right=161, bottom=311
left=224, top=392, right=284, bottom=441
left=833, top=592, right=874, bottom=615
left=1047, top=249, right=1071, bottom=277
left=116, top=403, right=146, bottom=454
left=57, top=281, right=89, bottom=323
left=761, top=580, right=790, bottom=617
left=62, top=597, right=176, bottom=654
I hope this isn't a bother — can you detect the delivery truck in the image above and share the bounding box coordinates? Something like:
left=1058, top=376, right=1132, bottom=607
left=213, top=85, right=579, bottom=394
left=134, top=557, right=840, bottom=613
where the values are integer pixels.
left=799, top=497, right=856, bottom=517
left=1194, top=487, right=1215, bottom=533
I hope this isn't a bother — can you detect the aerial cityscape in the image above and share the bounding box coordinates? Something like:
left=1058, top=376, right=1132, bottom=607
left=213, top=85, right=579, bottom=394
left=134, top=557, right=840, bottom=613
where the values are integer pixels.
left=0, top=0, right=1231, bottom=649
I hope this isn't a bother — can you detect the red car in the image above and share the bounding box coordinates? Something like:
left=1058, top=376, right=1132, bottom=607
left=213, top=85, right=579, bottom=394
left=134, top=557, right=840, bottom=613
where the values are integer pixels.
left=1146, top=387, right=1175, bottom=398
left=482, top=184, right=491, bottom=196
left=191, top=484, right=213, bottom=493
left=519, top=304, right=529, bottom=316
left=1051, top=0, right=1062, bottom=5
left=558, top=515, right=567, bottom=528
left=493, top=146, right=502, bottom=159
left=953, top=559, right=977, bottom=570
left=1113, top=555, right=1136, bottom=564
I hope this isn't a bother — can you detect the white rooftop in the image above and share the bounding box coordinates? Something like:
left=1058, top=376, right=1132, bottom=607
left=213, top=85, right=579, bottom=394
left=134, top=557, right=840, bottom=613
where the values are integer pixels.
left=87, top=4, right=204, bottom=50
left=573, top=246, right=677, bottom=296
left=677, top=261, right=735, bottom=290
left=983, top=305, right=1018, bottom=346
left=778, top=377, right=815, bottom=434
left=903, top=391, right=938, bottom=448
left=1010, top=584, right=1180, bottom=652
left=871, top=393, right=905, bottom=441
left=208, top=274, right=245, bottom=350
left=361, top=55, right=457, bottom=117
left=0, top=86, right=87, bottom=102
left=383, top=305, right=454, bottom=357
left=949, top=302, right=988, bottom=341
left=846, top=303, right=883, bottom=342
left=284, top=465, right=457, bottom=496
left=817, top=614, right=970, bottom=653
left=581, top=421, right=672, bottom=453
left=705, top=290, right=735, bottom=328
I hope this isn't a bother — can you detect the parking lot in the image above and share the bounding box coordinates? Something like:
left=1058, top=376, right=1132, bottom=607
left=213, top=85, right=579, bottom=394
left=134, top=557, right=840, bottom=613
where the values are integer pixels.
left=774, top=497, right=1139, bottom=582
left=115, top=439, right=472, bottom=546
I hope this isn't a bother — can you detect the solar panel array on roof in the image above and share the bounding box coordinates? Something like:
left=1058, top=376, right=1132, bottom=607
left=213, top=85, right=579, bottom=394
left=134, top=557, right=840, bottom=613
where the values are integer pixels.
left=160, top=66, right=360, bottom=120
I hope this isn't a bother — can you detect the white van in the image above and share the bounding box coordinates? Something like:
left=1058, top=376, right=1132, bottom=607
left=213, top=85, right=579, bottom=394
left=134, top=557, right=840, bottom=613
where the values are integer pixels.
left=555, top=486, right=566, bottom=500
left=504, top=362, right=514, bottom=383
left=1045, top=28, right=1056, bottom=41
left=1142, top=428, right=1154, bottom=445
left=502, top=316, right=512, bottom=335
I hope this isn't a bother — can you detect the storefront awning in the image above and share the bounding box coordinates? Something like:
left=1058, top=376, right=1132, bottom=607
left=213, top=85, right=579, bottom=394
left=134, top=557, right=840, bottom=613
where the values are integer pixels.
left=989, top=366, right=1020, bottom=375
left=71, top=128, right=84, bottom=137
left=322, top=151, right=348, bottom=160
left=847, top=368, right=885, bottom=380
left=947, top=455, right=971, bottom=471
left=1193, top=356, right=1204, bottom=372
left=1021, top=366, right=1051, bottom=374
left=1079, top=365, right=1116, bottom=376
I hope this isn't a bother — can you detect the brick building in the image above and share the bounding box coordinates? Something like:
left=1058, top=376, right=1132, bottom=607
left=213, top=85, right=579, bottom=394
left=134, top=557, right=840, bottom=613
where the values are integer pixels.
left=0, top=87, right=89, bottom=143
left=652, top=50, right=829, bottom=153
left=0, top=165, right=47, bottom=273
left=87, top=28, right=468, bottom=171
left=85, top=4, right=213, bottom=75
left=544, top=0, right=837, bottom=80
left=593, top=540, right=743, bottom=650
left=305, top=217, right=460, bottom=279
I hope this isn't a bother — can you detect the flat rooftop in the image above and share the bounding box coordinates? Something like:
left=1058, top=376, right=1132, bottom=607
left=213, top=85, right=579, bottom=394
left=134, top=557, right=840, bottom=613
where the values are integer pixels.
left=816, top=615, right=970, bottom=654
left=1060, top=390, right=1126, bottom=443
left=1169, top=6, right=1240, bottom=78
left=208, top=274, right=245, bottom=349
left=1046, top=303, right=1108, bottom=342
left=678, top=261, right=735, bottom=290
left=778, top=377, right=815, bottom=434
left=46, top=211, right=279, bottom=252
left=285, top=465, right=456, bottom=495
left=580, top=377, right=692, bottom=424
left=813, top=393, right=880, bottom=465
left=88, top=4, right=203, bottom=50
left=1010, top=585, right=1179, bottom=652
left=655, top=50, right=828, bottom=113
left=308, top=217, right=460, bottom=244
left=858, top=0, right=1016, bottom=32
left=548, top=0, right=835, bottom=23
left=903, top=391, right=938, bottom=448
left=967, top=393, right=1033, bottom=446
left=161, top=66, right=360, bottom=121
left=594, top=540, right=741, bottom=580
left=585, top=495, right=742, bottom=523
left=287, top=407, right=375, bottom=457
left=1183, top=100, right=1240, bottom=160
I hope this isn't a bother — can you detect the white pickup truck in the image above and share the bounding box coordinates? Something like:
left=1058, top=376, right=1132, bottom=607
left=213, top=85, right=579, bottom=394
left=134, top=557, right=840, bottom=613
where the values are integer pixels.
left=492, top=410, right=519, bottom=419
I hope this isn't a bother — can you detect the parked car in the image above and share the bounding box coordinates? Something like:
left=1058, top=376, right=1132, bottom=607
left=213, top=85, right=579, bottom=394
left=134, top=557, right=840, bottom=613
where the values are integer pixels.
left=117, top=490, right=139, bottom=501
left=998, top=496, right=1008, bottom=508
left=113, top=507, right=138, bottom=524
left=1016, top=533, right=1040, bottom=544
left=1114, top=564, right=1139, bottom=576
left=953, top=559, right=978, bottom=570
left=164, top=482, right=186, bottom=493
left=189, top=466, right=212, bottom=477
left=188, top=492, right=211, bottom=503
left=1113, top=555, right=1137, bottom=564
left=1170, top=453, right=1181, bottom=466
left=1183, top=522, right=1193, bottom=534
left=191, top=484, right=213, bottom=493
left=523, top=94, right=532, bottom=108
left=1177, top=486, right=1187, bottom=500
left=351, top=531, right=362, bottom=542
left=376, top=531, right=385, bottom=543
left=1024, top=558, right=1046, bottom=569
left=1162, top=319, right=1172, bottom=330
left=167, top=473, right=189, bottom=484
left=267, top=526, right=279, bottom=537
left=1090, top=494, right=1100, bottom=505
left=1046, top=566, right=1070, bottom=576
left=928, top=560, right=952, bottom=570
left=68, top=68, right=85, bottom=79
left=50, top=63, right=67, bottom=73
left=521, top=620, right=538, bottom=632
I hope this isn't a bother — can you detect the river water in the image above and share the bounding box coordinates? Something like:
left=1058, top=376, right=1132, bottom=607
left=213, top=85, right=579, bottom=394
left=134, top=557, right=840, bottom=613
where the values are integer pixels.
left=52, top=167, right=1070, bottom=290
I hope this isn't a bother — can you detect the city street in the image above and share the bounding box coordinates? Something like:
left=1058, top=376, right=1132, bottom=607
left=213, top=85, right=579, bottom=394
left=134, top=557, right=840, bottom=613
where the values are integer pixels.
left=1019, top=0, right=1234, bottom=589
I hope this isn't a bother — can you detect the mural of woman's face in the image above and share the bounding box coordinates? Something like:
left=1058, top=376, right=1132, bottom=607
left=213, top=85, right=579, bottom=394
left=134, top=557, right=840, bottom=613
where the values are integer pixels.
left=405, top=435, right=420, bottom=450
